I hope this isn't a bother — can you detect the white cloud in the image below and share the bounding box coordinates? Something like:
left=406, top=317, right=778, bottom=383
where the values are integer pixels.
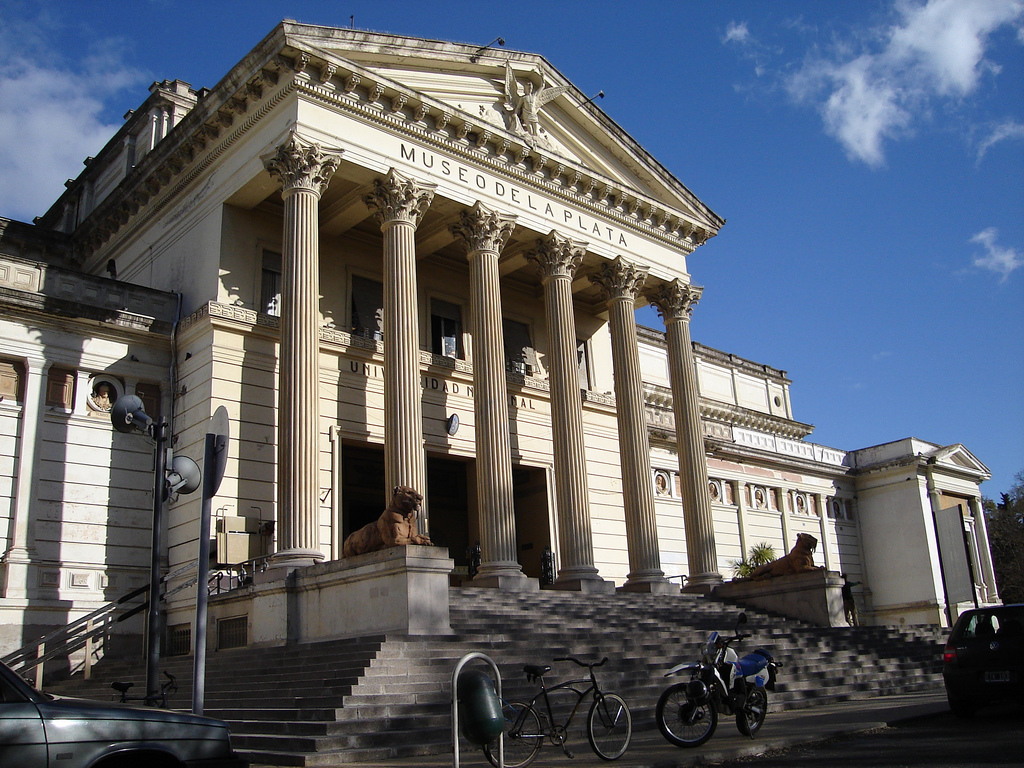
left=724, top=21, right=751, bottom=45
left=970, top=227, right=1023, bottom=281
left=819, top=56, right=913, bottom=167
left=784, top=0, right=1024, bottom=166
left=975, top=118, right=1024, bottom=160
left=0, top=21, right=147, bottom=222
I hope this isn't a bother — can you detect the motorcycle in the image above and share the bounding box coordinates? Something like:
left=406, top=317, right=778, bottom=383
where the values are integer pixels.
left=655, top=612, right=780, bottom=747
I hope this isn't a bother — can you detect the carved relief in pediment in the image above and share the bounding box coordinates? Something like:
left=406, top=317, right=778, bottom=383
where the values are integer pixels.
left=496, top=62, right=570, bottom=150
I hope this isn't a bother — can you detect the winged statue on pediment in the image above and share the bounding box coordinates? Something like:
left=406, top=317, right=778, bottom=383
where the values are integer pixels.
left=501, top=62, right=570, bottom=145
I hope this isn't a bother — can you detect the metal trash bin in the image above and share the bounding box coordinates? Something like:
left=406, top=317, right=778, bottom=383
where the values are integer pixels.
left=456, top=668, right=503, bottom=745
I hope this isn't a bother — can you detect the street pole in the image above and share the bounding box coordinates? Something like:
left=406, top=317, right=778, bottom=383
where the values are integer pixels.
left=146, top=421, right=168, bottom=704
left=194, top=428, right=227, bottom=716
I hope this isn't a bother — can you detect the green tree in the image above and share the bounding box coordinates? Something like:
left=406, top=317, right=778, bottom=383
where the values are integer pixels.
left=730, top=542, right=777, bottom=579
left=984, top=470, right=1024, bottom=604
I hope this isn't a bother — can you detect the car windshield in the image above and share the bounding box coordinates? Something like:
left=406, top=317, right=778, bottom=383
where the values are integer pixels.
left=958, top=607, right=1024, bottom=639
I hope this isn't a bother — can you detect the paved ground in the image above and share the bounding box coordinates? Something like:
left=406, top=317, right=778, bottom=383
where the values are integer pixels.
left=711, top=700, right=1023, bottom=767
left=349, top=689, right=959, bottom=768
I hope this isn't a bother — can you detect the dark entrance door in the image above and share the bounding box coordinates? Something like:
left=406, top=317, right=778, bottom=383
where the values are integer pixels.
left=426, top=456, right=470, bottom=569
left=513, top=466, right=552, bottom=581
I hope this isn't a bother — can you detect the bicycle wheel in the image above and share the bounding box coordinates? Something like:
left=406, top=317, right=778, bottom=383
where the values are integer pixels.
left=655, top=682, right=717, bottom=748
left=482, top=701, right=542, bottom=768
left=587, top=692, right=632, bottom=760
left=735, top=686, right=768, bottom=737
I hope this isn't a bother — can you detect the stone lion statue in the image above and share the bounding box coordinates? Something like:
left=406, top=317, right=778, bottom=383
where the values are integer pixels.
left=745, top=533, right=823, bottom=580
left=342, top=485, right=432, bottom=558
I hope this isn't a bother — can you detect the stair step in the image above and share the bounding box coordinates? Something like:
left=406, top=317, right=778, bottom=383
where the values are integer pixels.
left=43, top=587, right=947, bottom=767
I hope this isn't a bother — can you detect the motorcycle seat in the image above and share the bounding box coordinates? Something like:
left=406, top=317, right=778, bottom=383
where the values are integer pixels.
left=736, top=653, right=770, bottom=676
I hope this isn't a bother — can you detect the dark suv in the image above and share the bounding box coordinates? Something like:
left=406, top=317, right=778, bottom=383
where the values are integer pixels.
left=0, top=660, right=247, bottom=767
left=942, top=604, right=1024, bottom=717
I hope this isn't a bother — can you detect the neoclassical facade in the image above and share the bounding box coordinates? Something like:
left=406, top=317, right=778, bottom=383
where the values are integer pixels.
left=0, top=22, right=997, bottom=656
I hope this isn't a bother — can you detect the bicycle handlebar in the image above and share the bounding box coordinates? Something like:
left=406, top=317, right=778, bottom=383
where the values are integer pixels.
left=554, top=656, right=608, bottom=668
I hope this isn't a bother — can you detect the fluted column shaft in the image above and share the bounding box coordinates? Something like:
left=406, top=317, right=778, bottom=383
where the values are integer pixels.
left=648, top=280, right=722, bottom=591
left=364, top=170, right=435, bottom=513
left=527, top=232, right=606, bottom=589
left=263, top=134, right=341, bottom=568
left=591, top=258, right=672, bottom=593
left=450, top=203, right=533, bottom=588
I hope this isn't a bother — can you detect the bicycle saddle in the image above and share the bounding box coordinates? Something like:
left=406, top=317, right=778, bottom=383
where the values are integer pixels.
left=110, top=681, right=133, bottom=694
left=524, top=664, right=550, bottom=682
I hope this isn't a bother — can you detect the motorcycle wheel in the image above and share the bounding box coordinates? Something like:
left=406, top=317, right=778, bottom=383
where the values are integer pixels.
left=736, top=687, right=768, bottom=737
left=655, top=682, right=718, bottom=748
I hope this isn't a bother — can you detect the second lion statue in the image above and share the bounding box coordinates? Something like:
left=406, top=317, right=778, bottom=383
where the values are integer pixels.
left=342, top=485, right=433, bottom=558
left=745, top=532, right=824, bottom=580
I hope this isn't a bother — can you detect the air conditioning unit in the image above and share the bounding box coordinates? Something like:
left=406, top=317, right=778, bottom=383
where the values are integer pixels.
left=215, top=516, right=267, bottom=564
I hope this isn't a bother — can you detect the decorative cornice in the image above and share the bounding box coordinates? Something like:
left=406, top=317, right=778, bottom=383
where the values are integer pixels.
left=642, top=382, right=813, bottom=440
left=282, top=48, right=717, bottom=250
left=77, top=67, right=291, bottom=261
left=65, top=37, right=720, bottom=267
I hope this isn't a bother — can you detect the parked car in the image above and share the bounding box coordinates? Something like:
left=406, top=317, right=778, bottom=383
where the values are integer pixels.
left=0, top=659, right=247, bottom=768
left=942, top=603, right=1024, bottom=717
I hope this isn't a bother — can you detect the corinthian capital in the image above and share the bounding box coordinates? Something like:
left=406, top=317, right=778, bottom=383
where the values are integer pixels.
left=262, top=134, right=342, bottom=196
left=449, top=202, right=517, bottom=254
left=590, top=256, right=648, bottom=303
left=525, top=230, right=587, bottom=279
left=646, top=279, right=703, bottom=322
left=363, top=168, right=436, bottom=227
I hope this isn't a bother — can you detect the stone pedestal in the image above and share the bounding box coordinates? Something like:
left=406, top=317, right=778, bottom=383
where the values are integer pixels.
left=712, top=569, right=848, bottom=627
left=200, top=546, right=454, bottom=649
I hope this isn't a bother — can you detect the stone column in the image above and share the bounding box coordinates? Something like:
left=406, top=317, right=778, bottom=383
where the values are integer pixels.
left=363, top=169, right=435, bottom=514
left=591, top=257, right=674, bottom=594
left=646, top=279, right=722, bottom=592
left=450, top=203, right=536, bottom=590
left=815, top=492, right=835, bottom=570
left=968, top=496, right=998, bottom=602
left=262, top=134, right=341, bottom=570
left=735, top=480, right=750, bottom=567
left=526, top=232, right=611, bottom=592
left=0, top=358, right=47, bottom=597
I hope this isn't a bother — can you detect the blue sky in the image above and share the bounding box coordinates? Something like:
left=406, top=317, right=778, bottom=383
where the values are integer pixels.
left=1, top=0, right=1021, bottom=496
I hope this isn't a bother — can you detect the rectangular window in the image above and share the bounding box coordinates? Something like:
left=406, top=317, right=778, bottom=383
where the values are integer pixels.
left=0, top=360, right=23, bottom=403
left=260, top=251, right=282, bottom=317
left=351, top=276, right=384, bottom=340
left=216, top=615, right=248, bottom=650
left=431, top=299, right=463, bottom=359
left=503, top=319, right=535, bottom=376
left=576, top=338, right=591, bottom=390
left=166, top=624, right=192, bottom=657
left=46, top=368, right=75, bottom=410
left=135, top=382, right=161, bottom=421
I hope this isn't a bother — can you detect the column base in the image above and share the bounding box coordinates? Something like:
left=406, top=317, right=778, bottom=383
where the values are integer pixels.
left=682, top=572, right=724, bottom=595
left=466, top=572, right=540, bottom=592
left=262, top=548, right=325, bottom=579
left=618, top=578, right=680, bottom=595
left=547, top=575, right=616, bottom=594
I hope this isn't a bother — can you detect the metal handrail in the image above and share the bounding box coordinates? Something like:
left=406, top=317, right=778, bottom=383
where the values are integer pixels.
left=1, top=561, right=198, bottom=686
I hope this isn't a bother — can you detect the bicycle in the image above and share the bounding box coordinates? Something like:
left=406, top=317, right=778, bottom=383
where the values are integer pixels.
left=483, top=656, right=632, bottom=767
left=111, top=670, right=177, bottom=708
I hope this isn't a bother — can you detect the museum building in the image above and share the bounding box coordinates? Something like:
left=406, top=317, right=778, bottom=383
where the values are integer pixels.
left=0, top=22, right=998, bottom=659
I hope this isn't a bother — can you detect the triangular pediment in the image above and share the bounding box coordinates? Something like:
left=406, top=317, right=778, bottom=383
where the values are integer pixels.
left=925, top=443, right=991, bottom=478
left=278, top=22, right=723, bottom=234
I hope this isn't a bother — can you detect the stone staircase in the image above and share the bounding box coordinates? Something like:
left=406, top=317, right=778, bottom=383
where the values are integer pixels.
left=46, top=588, right=948, bottom=766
